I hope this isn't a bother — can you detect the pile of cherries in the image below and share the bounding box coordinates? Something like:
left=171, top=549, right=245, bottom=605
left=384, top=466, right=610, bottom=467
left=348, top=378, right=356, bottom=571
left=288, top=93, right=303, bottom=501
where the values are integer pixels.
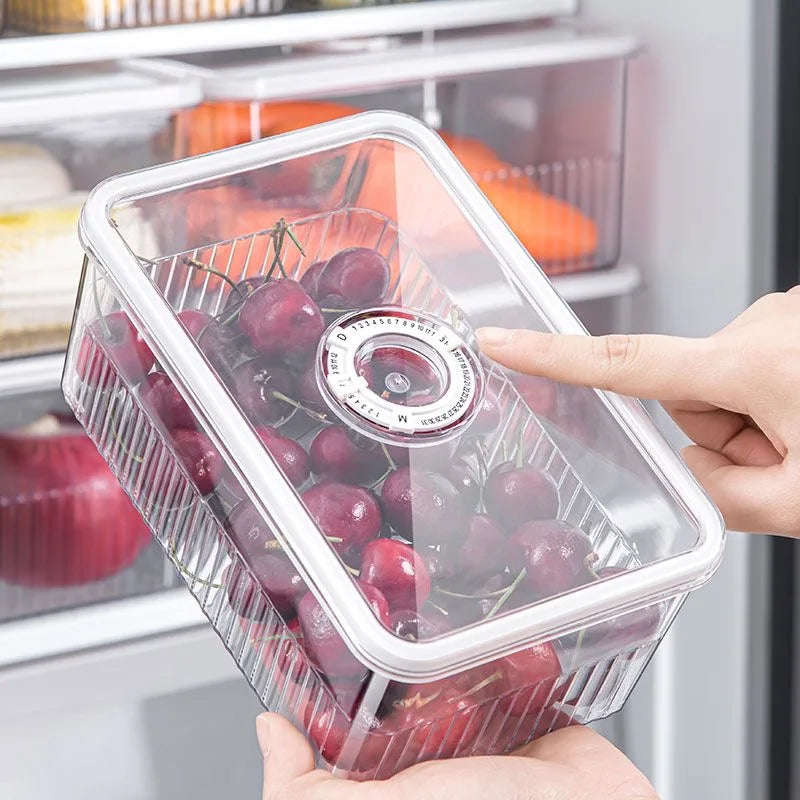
left=74, top=237, right=661, bottom=773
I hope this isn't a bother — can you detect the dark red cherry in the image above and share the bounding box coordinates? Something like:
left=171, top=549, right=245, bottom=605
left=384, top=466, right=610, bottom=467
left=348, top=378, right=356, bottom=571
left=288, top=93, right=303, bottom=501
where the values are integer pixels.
left=225, top=500, right=277, bottom=562
left=299, top=260, right=327, bottom=299
left=471, top=389, right=502, bottom=436
left=316, top=247, right=390, bottom=309
left=444, top=457, right=481, bottom=512
left=222, top=276, right=269, bottom=313
left=484, top=462, right=559, bottom=529
left=507, top=520, right=597, bottom=599
left=494, top=642, right=564, bottom=717
left=301, top=482, right=382, bottom=557
left=309, top=425, right=387, bottom=484
left=233, top=358, right=296, bottom=426
left=239, top=278, right=324, bottom=363
left=297, top=580, right=389, bottom=678
left=360, top=538, right=431, bottom=611
left=380, top=466, right=464, bottom=544
left=177, top=308, right=238, bottom=374
left=390, top=609, right=450, bottom=640
left=358, top=346, right=443, bottom=403
left=256, top=426, right=309, bottom=488
left=453, top=514, right=507, bottom=585
left=139, top=371, right=195, bottom=430
left=587, top=566, right=663, bottom=649
left=293, top=361, right=328, bottom=413
left=225, top=553, right=305, bottom=619
left=419, top=547, right=456, bottom=584
left=170, top=428, right=223, bottom=495
left=76, top=311, right=155, bottom=389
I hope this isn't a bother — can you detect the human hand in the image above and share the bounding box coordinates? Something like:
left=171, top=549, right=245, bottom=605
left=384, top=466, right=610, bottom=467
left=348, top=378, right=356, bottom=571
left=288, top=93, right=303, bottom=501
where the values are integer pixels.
left=257, top=712, right=658, bottom=800
left=476, top=288, right=800, bottom=536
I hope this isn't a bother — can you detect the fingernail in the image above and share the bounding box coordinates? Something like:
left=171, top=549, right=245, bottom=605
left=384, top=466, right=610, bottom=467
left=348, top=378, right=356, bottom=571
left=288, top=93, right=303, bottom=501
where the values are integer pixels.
left=256, top=714, right=272, bottom=759
left=476, top=327, right=513, bottom=347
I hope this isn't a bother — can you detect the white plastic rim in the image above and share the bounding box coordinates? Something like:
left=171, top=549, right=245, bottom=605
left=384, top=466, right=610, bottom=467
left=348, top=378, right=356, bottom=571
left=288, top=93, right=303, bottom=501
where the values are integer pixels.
left=318, top=307, right=485, bottom=446
left=74, top=111, right=725, bottom=682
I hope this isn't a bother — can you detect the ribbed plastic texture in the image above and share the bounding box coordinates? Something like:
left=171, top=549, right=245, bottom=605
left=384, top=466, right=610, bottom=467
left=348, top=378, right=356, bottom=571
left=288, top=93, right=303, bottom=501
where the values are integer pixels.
left=64, top=208, right=681, bottom=777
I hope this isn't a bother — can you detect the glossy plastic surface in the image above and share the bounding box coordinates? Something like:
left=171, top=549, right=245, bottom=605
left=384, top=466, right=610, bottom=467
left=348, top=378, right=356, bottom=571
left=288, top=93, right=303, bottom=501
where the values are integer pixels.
left=63, top=111, right=724, bottom=775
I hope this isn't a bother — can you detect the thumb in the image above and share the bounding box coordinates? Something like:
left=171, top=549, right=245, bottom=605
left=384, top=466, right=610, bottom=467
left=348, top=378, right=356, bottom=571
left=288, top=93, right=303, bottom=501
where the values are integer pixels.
left=476, top=327, right=727, bottom=404
left=257, top=713, right=316, bottom=799
left=682, top=446, right=800, bottom=536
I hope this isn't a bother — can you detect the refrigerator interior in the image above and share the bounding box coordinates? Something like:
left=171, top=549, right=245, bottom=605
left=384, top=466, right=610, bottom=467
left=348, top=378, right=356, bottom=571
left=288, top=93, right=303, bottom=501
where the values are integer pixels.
left=0, top=1, right=778, bottom=798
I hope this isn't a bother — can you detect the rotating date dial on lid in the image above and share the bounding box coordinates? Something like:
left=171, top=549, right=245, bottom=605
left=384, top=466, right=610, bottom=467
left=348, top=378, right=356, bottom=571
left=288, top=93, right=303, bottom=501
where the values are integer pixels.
left=317, top=307, right=486, bottom=447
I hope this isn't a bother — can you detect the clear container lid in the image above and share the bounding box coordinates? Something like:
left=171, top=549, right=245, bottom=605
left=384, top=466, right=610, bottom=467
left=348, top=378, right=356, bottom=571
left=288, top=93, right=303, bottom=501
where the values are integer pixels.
left=77, top=111, right=724, bottom=681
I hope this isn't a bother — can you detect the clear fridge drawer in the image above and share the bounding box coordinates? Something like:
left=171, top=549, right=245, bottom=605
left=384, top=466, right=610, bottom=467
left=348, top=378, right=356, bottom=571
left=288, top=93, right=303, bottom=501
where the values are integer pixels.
left=163, top=22, right=638, bottom=277
left=0, top=63, right=202, bottom=360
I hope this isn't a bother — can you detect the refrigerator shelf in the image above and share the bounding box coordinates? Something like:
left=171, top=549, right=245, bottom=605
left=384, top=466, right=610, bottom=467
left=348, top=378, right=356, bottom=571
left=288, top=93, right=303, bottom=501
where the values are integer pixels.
left=0, top=0, right=577, bottom=71
left=0, top=265, right=640, bottom=400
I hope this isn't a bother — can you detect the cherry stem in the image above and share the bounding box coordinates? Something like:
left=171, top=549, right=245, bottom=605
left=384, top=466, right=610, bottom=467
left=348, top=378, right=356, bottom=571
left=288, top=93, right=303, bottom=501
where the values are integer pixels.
left=109, top=407, right=144, bottom=464
left=514, top=426, right=525, bottom=469
left=345, top=564, right=360, bottom=577
left=271, top=391, right=328, bottom=423
left=266, top=220, right=289, bottom=280
left=320, top=307, right=355, bottom=314
left=284, top=223, right=306, bottom=257
left=369, top=466, right=393, bottom=490
left=435, top=585, right=511, bottom=601
left=168, top=541, right=222, bottom=589
left=449, top=670, right=503, bottom=703
left=502, top=440, right=509, bottom=462
left=185, top=256, right=243, bottom=297
left=484, top=567, right=527, bottom=620
left=251, top=632, right=298, bottom=645
left=426, top=599, right=450, bottom=617
left=585, top=552, right=600, bottom=580
left=381, top=443, right=397, bottom=470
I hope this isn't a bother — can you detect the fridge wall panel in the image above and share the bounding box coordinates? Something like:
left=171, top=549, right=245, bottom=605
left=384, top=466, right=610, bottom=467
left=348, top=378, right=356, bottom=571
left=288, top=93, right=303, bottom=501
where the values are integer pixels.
left=580, top=1, right=774, bottom=799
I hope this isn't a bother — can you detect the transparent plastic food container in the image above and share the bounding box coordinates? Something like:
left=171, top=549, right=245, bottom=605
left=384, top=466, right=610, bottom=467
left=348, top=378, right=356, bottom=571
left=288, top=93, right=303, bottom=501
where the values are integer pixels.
left=165, top=22, right=637, bottom=276
left=0, top=410, right=178, bottom=622
left=0, top=64, right=201, bottom=359
left=5, top=0, right=285, bottom=33
left=63, top=111, right=724, bottom=777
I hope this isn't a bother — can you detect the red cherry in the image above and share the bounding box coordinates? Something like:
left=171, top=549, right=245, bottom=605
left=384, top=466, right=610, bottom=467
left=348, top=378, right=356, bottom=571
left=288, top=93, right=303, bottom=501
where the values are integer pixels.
left=232, top=358, right=296, bottom=426
left=225, top=500, right=277, bottom=562
left=360, top=538, right=431, bottom=611
left=256, top=425, right=309, bottom=488
left=357, top=346, right=443, bottom=404
left=484, top=462, right=559, bottom=529
left=580, top=566, right=663, bottom=649
left=471, top=389, right=502, bottom=436
left=309, top=425, right=387, bottom=484
left=297, top=580, right=389, bottom=678
left=380, top=466, right=464, bottom=543
left=444, top=457, right=481, bottom=512
left=171, top=429, right=223, bottom=495
left=507, top=520, right=597, bottom=598
left=224, top=553, right=305, bottom=619
left=316, top=247, right=390, bottom=309
left=139, top=371, right=195, bottom=430
left=419, top=547, right=456, bottom=585
left=293, top=361, right=328, bottom=413
left=76, top=311, right=155, bottom=389
left=239, top=278, right=324, bottom=363
left=494, top=642, right=564, bottom=717
left=453, top=514, right=508, bottom=586
left=177, top=308, right=238, bottom=375
left=299, top=260, right=327, bottom=299
left=222, top=276, right=269, bottom=313
left=301, top=482, right=383, bottom=557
